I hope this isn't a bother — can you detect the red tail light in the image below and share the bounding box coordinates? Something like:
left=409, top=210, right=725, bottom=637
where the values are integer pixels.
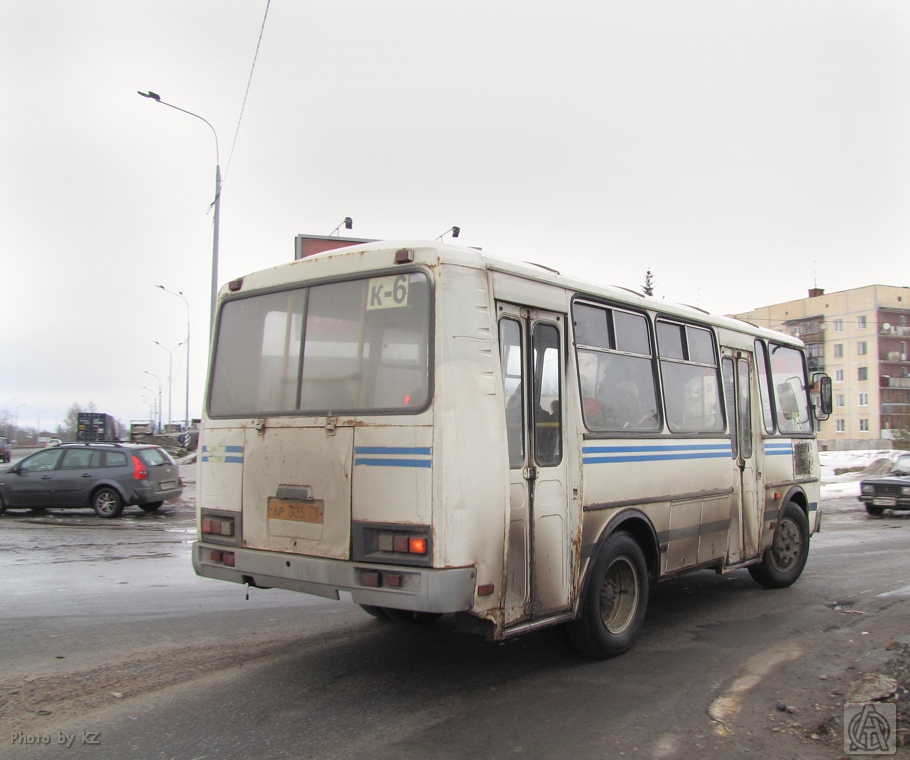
left=132, top=455, right=148, bottom=480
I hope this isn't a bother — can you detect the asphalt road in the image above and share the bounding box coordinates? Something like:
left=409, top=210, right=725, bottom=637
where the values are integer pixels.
left=1, top=475, right=908, bottom=759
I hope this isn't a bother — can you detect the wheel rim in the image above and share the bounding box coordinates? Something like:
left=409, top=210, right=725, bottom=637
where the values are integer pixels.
left=599, top=556, right=640, bottom=634
left=769, top=517, right=802, bottom=572
left=96, top=492, right=117, bottom=516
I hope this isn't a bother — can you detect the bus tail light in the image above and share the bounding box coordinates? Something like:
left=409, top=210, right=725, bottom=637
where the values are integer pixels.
left=352, top=522, right=433, bottom=567
left=382, top=530, right=430, bottom=557
left=209, top=550, right=235, bottom=567
left=202, top=516, right=235, bottom=537
left=408, top=537, right=427, bottom=555
left=359, top=569, right=405, bottom=588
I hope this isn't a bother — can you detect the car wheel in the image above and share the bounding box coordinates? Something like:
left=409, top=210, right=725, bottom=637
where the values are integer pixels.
left=865, top=504, right=885, bottom=517
left=566, top=531, right=649, bottom=659
left=748, top=502, right=810, bottom=589
left=0, top=496, right=6, bottom=516
left=381, top=609, right=442, bottom=624
left=92, top=487, right=124, bottom=518
left=139, top=501, right=164, bottom=513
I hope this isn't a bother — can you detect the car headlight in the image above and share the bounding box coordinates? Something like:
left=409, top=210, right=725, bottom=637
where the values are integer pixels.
left=902, top=486, right=910, bottom=497
left=861, top=484, right=874, bottom=495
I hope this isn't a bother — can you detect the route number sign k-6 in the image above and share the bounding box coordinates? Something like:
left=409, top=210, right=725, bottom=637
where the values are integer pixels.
left=367, top=275, right=409, bottom=310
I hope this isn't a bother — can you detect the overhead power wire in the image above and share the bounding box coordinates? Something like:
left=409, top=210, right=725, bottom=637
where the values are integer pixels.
left=222, top=0, right=271, bottom=188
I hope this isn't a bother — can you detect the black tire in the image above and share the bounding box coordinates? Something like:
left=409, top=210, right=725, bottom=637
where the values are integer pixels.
left=865, top=504, right=885, bottom=517
left=382, top=608, right=442, bottom=624
left=566, top=531, right=649, bottom=659
left=748, top=502, right=810, bottom=589
left=0, top=496, right=6, bottom=516
left=92, top=487, right=124, bottom=518
left=139, top=501, right=164, bottom=513
left=359, top=604, right=391, bottom=620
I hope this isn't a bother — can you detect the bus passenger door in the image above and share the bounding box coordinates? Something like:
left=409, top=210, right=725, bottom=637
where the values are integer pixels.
left=722, top=351, right=761, bottom=563
left=498, top=303, right=571, bottom=627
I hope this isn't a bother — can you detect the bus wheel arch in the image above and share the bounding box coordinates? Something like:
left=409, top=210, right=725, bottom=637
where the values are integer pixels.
left=567, top=514, right=657, bottom=659
left=748, top=498, right=810, bottom=589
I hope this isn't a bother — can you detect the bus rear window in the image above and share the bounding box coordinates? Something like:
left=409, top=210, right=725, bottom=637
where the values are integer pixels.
left=209, top=272, right=431, bottom=417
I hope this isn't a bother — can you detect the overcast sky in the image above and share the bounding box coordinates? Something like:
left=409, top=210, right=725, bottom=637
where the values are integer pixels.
left=2, top=1, right=909, bottom=434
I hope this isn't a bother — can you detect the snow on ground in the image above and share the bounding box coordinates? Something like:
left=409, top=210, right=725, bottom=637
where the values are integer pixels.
left=819, top=448, right=904, bottom=498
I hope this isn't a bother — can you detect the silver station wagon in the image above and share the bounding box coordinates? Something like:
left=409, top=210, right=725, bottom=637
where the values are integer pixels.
left=0, top=442, right=183, bottom=518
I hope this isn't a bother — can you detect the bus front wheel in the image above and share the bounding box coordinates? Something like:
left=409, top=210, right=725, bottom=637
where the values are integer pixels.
left=567, top=531, right=649, bottom=659
left=748, top=502, right=809, bottom=589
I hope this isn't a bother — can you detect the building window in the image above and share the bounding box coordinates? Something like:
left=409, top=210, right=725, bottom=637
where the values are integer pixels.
left=835, top=369, right=844, bottom=382
left=857, top=316, right=867, bottom=329
left=834, top=344, right=844, bottom=358
left=834, top=319, right=843, bottom=332
left=836, top=394, right=845, bottom=408
left=858, top=367, right=868, bottom=381
left=836, top=419, right=845, bottom=432
left=859, top=393, right=869, bottom=406
left=859, top=419, right=869, bottom=432
left=857, top=341, right=867, bottom=356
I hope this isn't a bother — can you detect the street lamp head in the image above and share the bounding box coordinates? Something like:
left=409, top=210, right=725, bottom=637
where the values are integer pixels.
left=138, top=90, right=161, bottom=101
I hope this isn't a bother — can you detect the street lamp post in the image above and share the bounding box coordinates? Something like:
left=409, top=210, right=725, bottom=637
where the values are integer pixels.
left=142, top=387, right=159, bottom=432
left=154, top=341, right=186, bottom=429
left=138, top=91, right=220, bottom=336
left=36, top=410, right=47, bottom=445
left=14, top=402, right=25, bottom=444
left=157, top=286, right=191, bottom=429
left=143, top=371, right=163, bottom=433
left=5, top=397, right=16, bottom=437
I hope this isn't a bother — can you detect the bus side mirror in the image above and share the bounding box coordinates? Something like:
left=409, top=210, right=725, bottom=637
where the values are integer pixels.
left=812, top=373, right=832, bottom=419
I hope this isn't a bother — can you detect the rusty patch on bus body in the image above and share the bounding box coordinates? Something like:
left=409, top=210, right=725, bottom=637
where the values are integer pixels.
left=267, top=497, right=325, bottom=524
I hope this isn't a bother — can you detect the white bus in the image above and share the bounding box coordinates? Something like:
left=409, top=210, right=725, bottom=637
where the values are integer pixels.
left=194, top=240, right=832, bottom=658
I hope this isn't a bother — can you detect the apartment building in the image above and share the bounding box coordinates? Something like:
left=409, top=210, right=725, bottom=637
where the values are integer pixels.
left=732, top=285, right=910, bottom=450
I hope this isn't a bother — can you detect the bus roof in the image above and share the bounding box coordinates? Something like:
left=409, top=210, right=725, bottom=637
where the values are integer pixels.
left=229, top=239, right=802, bottom=347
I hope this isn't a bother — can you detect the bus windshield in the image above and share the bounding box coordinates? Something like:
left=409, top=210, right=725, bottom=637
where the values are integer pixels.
left=209, top=272, right=431, bottom=417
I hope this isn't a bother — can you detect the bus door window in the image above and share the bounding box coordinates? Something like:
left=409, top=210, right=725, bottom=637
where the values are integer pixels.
left=722, top=358, right=738, bottom=460
left=753, top=340, right=776, bottom=433
left=499, top=318, right=525, bottom=469
left=737, top=359, right=753, bottom=459
left=532, top=323, right=562, bottom=467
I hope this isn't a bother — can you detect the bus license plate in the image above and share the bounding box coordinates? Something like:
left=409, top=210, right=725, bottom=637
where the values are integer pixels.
left=873, top=498, right=897, bottom=507
left=268, top=497, right=324, bottom=524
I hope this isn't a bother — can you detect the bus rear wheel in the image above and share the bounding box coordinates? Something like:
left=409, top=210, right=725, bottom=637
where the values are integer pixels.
left=567, top=531, right=648, bottom=659
left=359, top=605, right=391, bottom=620
left=382, top=609, right=442, bottom=624
left=748, top=502, right=809, bottom=589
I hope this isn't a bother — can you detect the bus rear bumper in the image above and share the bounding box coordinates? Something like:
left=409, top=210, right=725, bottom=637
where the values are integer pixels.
left=192, top=542, right=477, bottom=614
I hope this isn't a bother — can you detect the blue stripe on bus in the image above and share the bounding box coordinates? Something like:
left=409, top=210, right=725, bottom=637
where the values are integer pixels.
left=764, top=442, right=793, bottom=456
left=354, top=446, right=432, bottom=468
left=582, top=443, right=731, bottom=465
left=201, top=445, right=244, bottom=464
left=354, top=447, right=432, bottom=456
left=354, top=457, right=432, bottom=468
